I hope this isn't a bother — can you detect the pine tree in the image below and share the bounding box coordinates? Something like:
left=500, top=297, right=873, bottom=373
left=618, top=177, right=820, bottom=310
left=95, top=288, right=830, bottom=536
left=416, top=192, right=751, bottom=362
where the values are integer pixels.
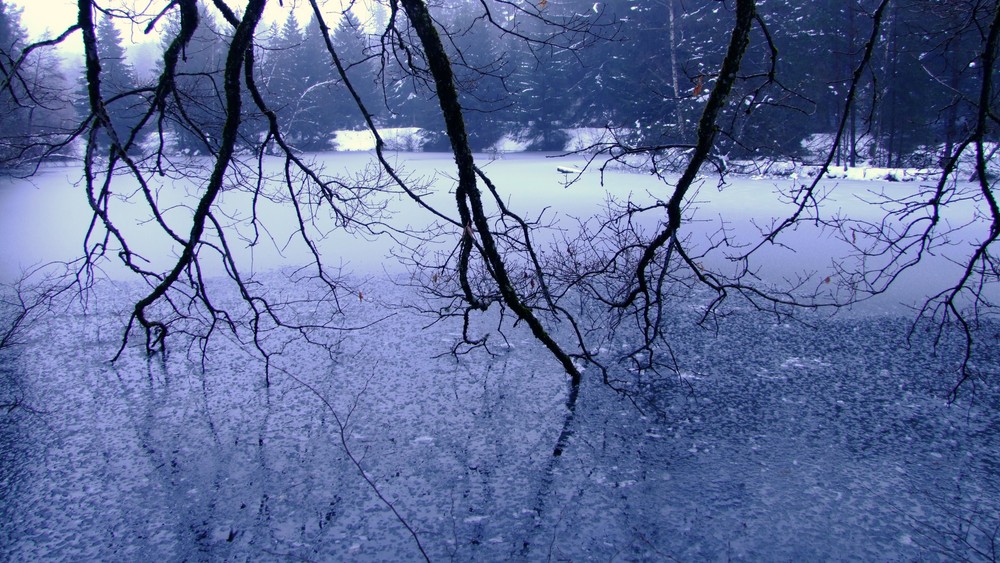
left=329, top=10, right=379, bottom=130
left=0, top=0, right=29, bottom=168
left=0, top=0, right=19, bottom=53
left=444, top=1, right=513, bottom=150
left=0, top=0, right=71, bottom=169
left=608, top=0, right=680, bottom=138
left=731, top=0, right=844, bottom=158
left=266, top=11, right=303, bottom=129
left=379, top=7, right=445, bottom=136
left=286, top=11, right=374, bottom=149
left=159, top=4, right=228, bottom=155
left=512, top=1, right=588, bottom=150
left=91, top=14, right=142, bottom=150
left=871, top=0, right=987, bottom=167
left=292, top=14, right=338, bottom=148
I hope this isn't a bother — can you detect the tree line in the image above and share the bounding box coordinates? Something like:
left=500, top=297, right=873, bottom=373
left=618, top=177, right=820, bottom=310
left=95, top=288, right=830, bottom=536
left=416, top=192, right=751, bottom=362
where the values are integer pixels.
left=2, top=0, right=997, bottom=171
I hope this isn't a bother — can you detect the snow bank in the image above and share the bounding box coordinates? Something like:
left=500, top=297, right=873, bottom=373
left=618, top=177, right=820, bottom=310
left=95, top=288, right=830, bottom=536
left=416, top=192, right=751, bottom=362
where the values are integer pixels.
left=955, top=142, right=1000, bottom=179
left=331, top=128, right=428, bottom=152
left=821, top=166, right=938, bottom=182
left=562, top=127, right=619, bottom=152
left=728, top=159, right=799, bottom=178
left=487, top=129, right=534, bottom=153
left=730, top=160, right=940, bottom=182
left=486, top=127, right=625, bottom=154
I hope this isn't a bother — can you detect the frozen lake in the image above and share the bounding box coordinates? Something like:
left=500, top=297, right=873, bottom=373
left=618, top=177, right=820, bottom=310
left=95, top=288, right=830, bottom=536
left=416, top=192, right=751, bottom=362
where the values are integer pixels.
left=1, top=152, right=998, bottom=560
left=1, top=151, right=987, bottom=310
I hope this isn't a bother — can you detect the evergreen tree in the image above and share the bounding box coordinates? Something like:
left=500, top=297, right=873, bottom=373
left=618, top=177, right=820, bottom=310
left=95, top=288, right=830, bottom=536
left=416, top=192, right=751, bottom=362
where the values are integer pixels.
left=285, top=11, right=376, bottom=149
left=329, top=10, right=380, bottom=130
left=0, top=0, right=29, bottom=168
left=381, top=12, right=442, bottom=135
left=265, top=12, right=303, bottom=127
left=445, top=1, right=513, bottom=150
left=511, top=1, right=593, bottom=150
left=0, top=0, right=72, bottom=170
left=606, top=0, right=682, bottom=138
left=90, top=13, right=142, bottom=150
left=870, top=0, right=986, bottom=167
left=0, top=0, right=28, bottom=165
left=95, top=15, right=138, bottom=93
left=292, top=14, right=339, bottom=148
left=0, top=0, right=20, bottom=58
left=159, top=4, right=228, bottom=155
left=919, top=0, right=993, bottom=165
left=498, top=27, right=538, bottom=139
left=729, top=0, right=845, bottom=158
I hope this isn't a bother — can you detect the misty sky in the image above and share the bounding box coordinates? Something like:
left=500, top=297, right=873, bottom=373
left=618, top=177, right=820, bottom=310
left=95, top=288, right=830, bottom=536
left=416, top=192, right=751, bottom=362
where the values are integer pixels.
left=10, top=0, right=77, bottom=40
left=10, top=0, right=370, bottom=44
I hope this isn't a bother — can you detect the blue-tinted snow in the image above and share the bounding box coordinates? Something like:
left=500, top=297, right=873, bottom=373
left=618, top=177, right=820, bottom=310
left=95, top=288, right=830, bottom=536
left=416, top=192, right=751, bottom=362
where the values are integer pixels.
left=1, top=153, right=998, bottom=560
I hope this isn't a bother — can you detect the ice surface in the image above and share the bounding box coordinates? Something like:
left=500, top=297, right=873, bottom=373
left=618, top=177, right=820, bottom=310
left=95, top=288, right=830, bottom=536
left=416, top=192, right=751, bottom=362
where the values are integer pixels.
left=1, top=153, right=998, bottom=560
left=1, top=277, right=997, bottom=560
left=2, top=151, right=990, bottom=314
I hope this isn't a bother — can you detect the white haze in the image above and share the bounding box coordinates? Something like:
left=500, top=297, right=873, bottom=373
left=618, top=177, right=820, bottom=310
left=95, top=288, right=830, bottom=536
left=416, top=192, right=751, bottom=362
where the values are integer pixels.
left=0, top=152, right=990, bottom=312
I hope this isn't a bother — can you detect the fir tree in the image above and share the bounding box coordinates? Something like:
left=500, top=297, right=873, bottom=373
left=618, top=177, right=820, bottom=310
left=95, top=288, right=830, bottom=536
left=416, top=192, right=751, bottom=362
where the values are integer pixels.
left=266, top=11, right=303, bottom=124
left=294, top=14, right=339, bottom=148
left=1, top=0, right=71, bottom=169
left=91, top=14, right=142, bottom=150
left=0, top=0, right=28, bottom=168
left=159, top=4, right=228, bottom=155
left=330, top=9, right=380, bottom=130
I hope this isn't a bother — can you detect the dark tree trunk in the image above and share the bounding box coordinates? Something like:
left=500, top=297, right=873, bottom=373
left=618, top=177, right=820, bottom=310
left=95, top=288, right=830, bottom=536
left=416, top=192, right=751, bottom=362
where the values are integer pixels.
left=398, top=0, right=583, bottom=456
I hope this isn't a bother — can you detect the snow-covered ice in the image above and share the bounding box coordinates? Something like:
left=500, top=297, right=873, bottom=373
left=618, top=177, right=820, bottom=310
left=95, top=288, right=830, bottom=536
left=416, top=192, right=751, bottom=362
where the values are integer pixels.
left=0, top=152, right=997, bottom=560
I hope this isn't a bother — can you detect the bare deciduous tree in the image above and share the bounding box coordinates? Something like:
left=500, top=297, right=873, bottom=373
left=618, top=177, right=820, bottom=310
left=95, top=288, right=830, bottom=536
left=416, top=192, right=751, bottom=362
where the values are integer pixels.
left=1, top=1, right=998, bottom=554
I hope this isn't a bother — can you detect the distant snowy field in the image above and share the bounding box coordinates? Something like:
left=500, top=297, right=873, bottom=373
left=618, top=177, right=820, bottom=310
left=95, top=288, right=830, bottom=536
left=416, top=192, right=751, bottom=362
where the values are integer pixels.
left=1, top=152, right=998, bottom=560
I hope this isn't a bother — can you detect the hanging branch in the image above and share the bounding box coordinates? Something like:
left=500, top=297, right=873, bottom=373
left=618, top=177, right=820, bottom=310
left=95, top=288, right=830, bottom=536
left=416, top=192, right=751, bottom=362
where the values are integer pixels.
left=754, top=0, right=892, bottom=247
left=109, top=0, right=268, bottom=358
left=395, top=0, right=585, bottom=458
left=614, top=0, right=757, bottom=312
